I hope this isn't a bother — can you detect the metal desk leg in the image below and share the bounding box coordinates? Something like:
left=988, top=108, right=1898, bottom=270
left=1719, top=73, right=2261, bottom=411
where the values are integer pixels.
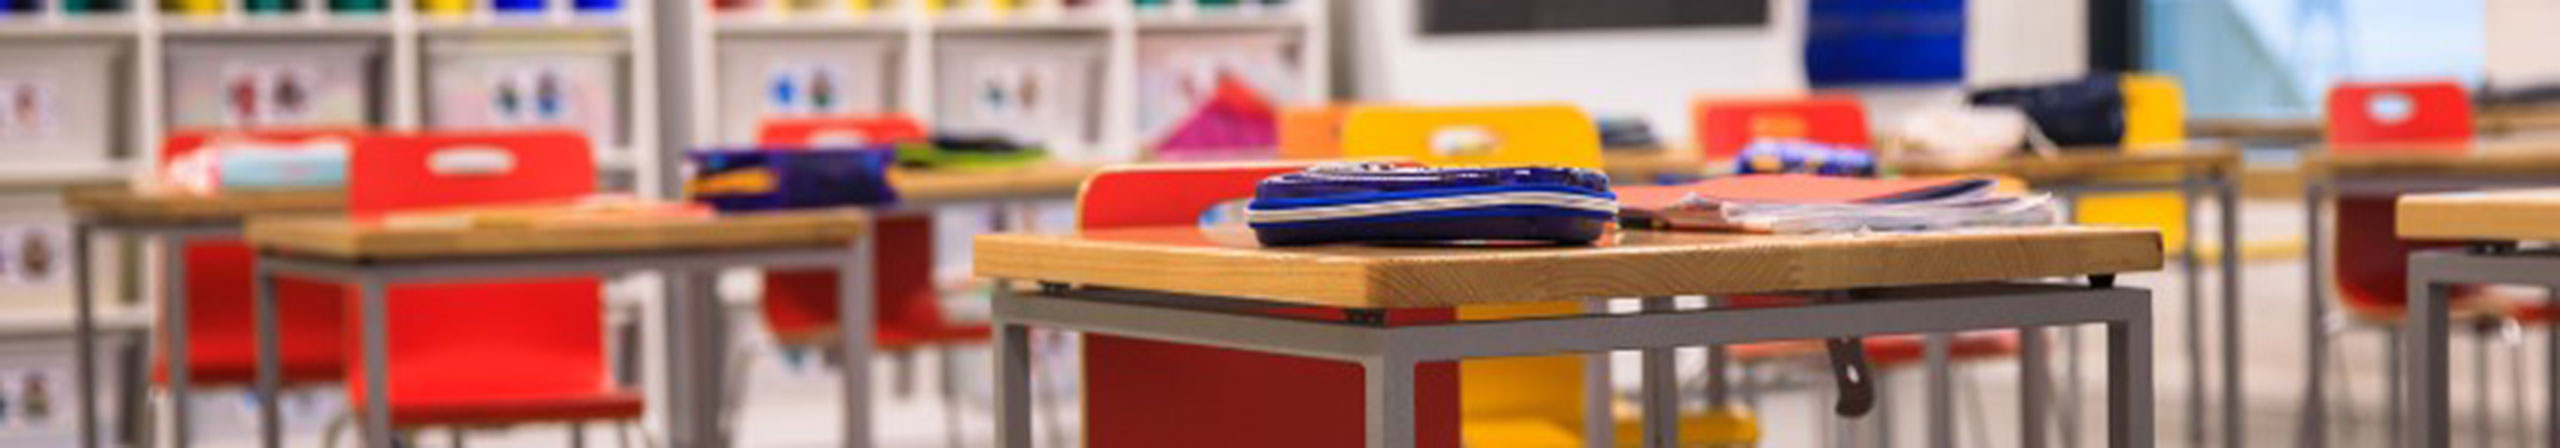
left=659, top=271, right=701, bottom=448
left=2545, top=286, right=2557, bottom=448
left=2179, top=173, right=2206, bottom=448
left=1365, top=357, right=1417, bottom=448
left=1704, top=296, right=1731, bottom=410
left=2107, top=303, right=2155, bottom=448
left=71, top=224, right=96, bottom=448
left=1925, top=333, right=1955, bottom=448
left=2299, top=182, right=2330, bottom=448
left=357, top=281, right=393, bottom=448
left=252, top=260, right=281, bottom=448
left=1639, top=298, right=1679, bottom=448
left=2022, top=325, right=2050, bottom=448
left=2405, top=275, right=2452, bottom=448
left=834, top=235, right=876, bottom=448
left=994, top=318, right=1032, bottom=448
left=160, top=235, right=193, bottom=448
left=681, top=270, right=730, bottom=448
left=1585, top=300, right=1615, bottom=448
left=2215, top=174, right=2245, bottom=448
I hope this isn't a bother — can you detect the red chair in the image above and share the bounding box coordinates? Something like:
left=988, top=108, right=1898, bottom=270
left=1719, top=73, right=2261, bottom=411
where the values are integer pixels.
left=2308, top=80, right=2542, bottom=441
left=749, top=115, right=996, bottom=446
left=1691, top=95, right=1873, bottom=160
left=329, top=130, right=643, bottom=444
left=1078, top=162, right=1462, bottom=448
left=153, top=129, right=361, bottom=386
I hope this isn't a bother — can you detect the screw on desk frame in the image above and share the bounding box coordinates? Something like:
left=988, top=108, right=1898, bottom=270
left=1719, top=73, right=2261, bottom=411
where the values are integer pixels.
left=1038, top=282, right=1071, bottom=295
left=2468, top=242, right=2522, bottom=255
left=1343, top=309, right=1391, bottom=326
left=2088, top=274, right=2118, bottom=289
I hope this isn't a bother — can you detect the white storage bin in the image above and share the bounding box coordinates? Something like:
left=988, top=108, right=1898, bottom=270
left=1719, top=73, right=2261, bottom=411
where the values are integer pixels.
left=167, top=40, right=380, bottom=130
left=426, top=37, right=629, bottom=155
left=1135, top=32, right=1300, bottom=149
left=0, top=43, right=120, bottom=174
left=935, top=35, right=1103, bottom=156
left=715, top=36, right=898, bottom=144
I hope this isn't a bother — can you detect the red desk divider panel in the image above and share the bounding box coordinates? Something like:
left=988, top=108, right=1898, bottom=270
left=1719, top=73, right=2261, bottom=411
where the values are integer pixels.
left=1077, top=162, right=1460, bottom=448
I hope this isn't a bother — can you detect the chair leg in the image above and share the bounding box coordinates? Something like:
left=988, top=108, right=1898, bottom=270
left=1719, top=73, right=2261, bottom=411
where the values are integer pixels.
left=723, top=342, right=759, bottom=440
left=323, top=411, right=353, bottom=448
left=2505, top=321, right=2530, bottom=448
left=2386, top=327, right=2407, bottom=447
left=448, top=429, right=465, bottom=448
left=2474, top=323, right=2494, bottom=448
left=617, top=421, right=659, bottom=448
left=941, top=347, right=965, bottom=448
left=1959, top=364, right=1990, bottom=447
left=570, top=423, right=586, bottom=448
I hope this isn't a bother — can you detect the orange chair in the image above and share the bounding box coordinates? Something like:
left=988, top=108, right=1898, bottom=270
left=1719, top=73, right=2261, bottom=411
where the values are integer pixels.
left=746, top=115, right=993, bottom=446
left=1690, top=95, right=1873, bottom=160
left=332, top=130, right=643, bottom=443
left=1078, top=161, right=1463, bottom=448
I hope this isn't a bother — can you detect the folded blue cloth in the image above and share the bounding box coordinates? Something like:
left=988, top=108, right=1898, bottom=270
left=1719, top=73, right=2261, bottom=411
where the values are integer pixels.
left=1246, top=163, right=1617, bottom=246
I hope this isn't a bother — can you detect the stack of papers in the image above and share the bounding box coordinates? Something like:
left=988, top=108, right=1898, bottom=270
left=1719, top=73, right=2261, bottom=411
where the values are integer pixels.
left=1616, top=174, right=2059, bottom=234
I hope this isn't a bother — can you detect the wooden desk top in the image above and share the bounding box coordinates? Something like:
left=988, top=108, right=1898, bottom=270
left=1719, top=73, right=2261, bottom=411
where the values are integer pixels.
left=2398, top=188, right=2560, bottom=242
left=1890, top=145, right=2243, bottom=182
left=2190, top=118, right=2322, bottom=141
left=247, top=209, right=870, bottom=261
left=976, top=226, right=2163, bottom=308
left=2303, top=142, right=2560, bottom=178
left=891, top=164, right=1098, bottom=206
left=63, top=186, right=345, bottom=225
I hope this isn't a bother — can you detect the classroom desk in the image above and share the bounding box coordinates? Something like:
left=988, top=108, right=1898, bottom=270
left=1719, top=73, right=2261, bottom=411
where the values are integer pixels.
left=2298, top=144, right=2560, bottom=448
left=976, top=226, right=2166, bottom=448
left=1899, top=147, right=2248, bottom=448
left=60, top=187, right=345, bottom=448
left=2395, top=188, right=2560, bottom=448
left=245, top=210, right=873, bottom=448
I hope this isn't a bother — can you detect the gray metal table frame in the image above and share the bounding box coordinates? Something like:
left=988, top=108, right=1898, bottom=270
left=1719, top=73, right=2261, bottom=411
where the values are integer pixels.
left=2404, top=247, right=2560, bottom=448
left=68, top=220, right=250, bottom=448
left=987, top=281, right=2156, bottom=448
left=248, top=236, right=876, bottom=448
left=2298, top=174, right=2560, bottom=448
left=2038, top=165, right=2245, bottom=448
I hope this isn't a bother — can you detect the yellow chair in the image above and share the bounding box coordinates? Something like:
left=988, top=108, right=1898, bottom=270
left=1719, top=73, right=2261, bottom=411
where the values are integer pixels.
left=2072, top=74, right=2192, bottom=251
left=1341, top=104, right=1757, bottom=448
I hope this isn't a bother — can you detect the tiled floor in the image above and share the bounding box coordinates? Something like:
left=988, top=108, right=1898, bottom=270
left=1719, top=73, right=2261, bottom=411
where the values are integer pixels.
left=150, top=200, right=2553, bottom=447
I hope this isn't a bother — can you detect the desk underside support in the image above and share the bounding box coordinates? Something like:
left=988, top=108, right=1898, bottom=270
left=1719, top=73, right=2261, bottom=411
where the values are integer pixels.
left=992, top=282, right=2155, bottom=448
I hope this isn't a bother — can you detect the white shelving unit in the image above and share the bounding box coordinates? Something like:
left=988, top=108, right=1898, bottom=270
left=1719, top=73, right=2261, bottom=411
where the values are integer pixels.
left=692, top=0, right=1329, bottom=163
left=0, top=0, right=662, bottom=188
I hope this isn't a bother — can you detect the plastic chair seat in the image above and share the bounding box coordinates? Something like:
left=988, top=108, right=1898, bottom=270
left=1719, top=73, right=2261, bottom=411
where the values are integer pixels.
left=368, top=389, right=645, bottom=428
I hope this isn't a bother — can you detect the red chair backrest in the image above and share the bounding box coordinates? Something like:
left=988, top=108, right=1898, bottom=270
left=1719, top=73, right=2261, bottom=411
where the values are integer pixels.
left=344, top=130, right=610, bottom=406
left=1074, top=161, right=1460, bottom=448
left=1076, top=161, right=1323, bottom=231
left=757, top=115, right=930, bottom=148
left=2324, top=81, right=2480, bottom=313
left=1692, top=96, right=1872, bottom=159
left=2327, top=81, right=2474, bottom=150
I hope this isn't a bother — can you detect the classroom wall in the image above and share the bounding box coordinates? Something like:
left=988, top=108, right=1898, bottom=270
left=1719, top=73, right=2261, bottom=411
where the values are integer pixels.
left=2487, top=0, right=2560, bottom=85
left=1341, top=0, right=2088, bottom=143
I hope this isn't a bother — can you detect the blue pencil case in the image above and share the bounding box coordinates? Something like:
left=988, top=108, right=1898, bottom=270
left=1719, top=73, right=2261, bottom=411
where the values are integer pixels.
left=688, top=148, right=900, bottom=212
left=1245, top=163, right=1618, bottom=246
